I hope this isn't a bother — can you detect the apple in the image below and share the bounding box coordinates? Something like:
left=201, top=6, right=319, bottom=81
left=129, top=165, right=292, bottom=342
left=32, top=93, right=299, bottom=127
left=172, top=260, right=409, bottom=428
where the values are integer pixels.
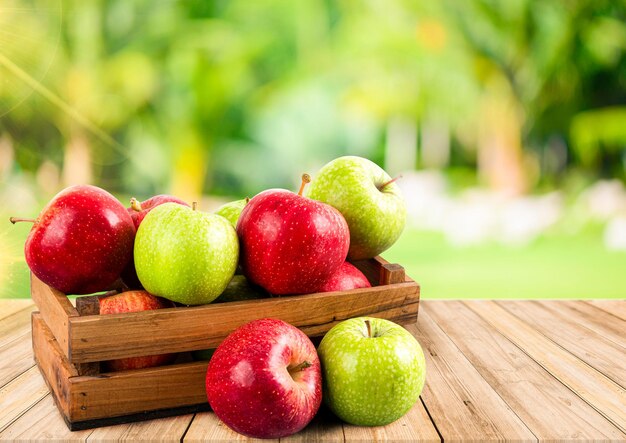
left=99, top=290, right=175, bottom=371
left=205, top=318, right=322, bottom=438
left=128, top=195, right=190, bottom=227
left=122, top=195, right=190, bottom=288
left=133, top=203, right=238, bottom=305
left=319, top=262, right=372, bottom=292
left=10, top=185, right=135, bottom=294
left=317, top=317, right=426, bottom=426
left=237, top=174, right=350, bottom=295
left=307, top=156, right=406, bottom=260
left=215, top=198, right=248, bottom=228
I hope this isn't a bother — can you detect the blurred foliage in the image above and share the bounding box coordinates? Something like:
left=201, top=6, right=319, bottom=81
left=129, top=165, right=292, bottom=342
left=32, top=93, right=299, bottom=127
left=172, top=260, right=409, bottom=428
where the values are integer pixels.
left=0, top=0, right=625, bottom=200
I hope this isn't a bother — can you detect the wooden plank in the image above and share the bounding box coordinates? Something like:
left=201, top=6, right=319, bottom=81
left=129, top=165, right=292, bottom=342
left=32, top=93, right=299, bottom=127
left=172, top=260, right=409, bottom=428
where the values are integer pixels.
left=86, top=413, right=194, bottom=441
left=0, top=299, right=34, bottom=321
left=343, top=399, right=440, bottom=442
left=183, top=411, right=278, bottom=442
left=281, top=406, right=345, bottom=443
left=537, top=300, right=626, bottom=349
left=426, top=300, right=626, bottom=441
left=32, top=312, right=77, bottom=423
left=31, top=273, right=78, bottom=359
left=0, top=304, right=35, bottom=348
left=0, top=366, right=50, bottom=433
left=585, top=300, right=626, bottom=322
left=465, top=300, right=626, bottom=434
left=67, top=282, right=419, bottom=363
left=0, top=394, right=93, bottom=442
left=498, top=300, right=626, bottom=388
left=68, top=362, right=209, bottom=422
left=407, top=309, right=535, bottom=441
left=0, top=329, right=34, bottom=388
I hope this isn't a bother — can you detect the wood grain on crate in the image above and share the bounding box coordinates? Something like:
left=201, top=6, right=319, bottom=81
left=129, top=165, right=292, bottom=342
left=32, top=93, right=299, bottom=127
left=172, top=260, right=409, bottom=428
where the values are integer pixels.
left=30, top=257, right=419, bottom=364
left=1, top=299, right=626, bottom=441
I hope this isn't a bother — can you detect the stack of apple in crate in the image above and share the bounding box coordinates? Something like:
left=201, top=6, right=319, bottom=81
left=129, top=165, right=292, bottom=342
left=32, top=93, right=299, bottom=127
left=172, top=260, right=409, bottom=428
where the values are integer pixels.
left=12, top=156, right=425, bottom=437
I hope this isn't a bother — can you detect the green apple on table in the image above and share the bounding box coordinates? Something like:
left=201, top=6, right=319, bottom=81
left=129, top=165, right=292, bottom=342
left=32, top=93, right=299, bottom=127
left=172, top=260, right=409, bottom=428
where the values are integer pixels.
left=317, top=317, right=426, bottom=426
left=134, top=202, right=239, bottom=305
left=307, top=156, right=406, bottom=260
left=215, top=198, right=249, bottom=227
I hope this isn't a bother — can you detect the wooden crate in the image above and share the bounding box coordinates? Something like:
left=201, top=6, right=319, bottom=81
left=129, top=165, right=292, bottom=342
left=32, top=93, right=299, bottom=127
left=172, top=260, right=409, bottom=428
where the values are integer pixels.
left=30, top=256, right=420, bottom=430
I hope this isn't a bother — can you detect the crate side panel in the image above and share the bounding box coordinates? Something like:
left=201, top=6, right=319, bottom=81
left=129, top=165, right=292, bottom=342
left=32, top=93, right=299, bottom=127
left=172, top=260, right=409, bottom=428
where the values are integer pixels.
left=68, top=282, right=419, bottom=363
left=68, top=361, right=208, bottom=422
left=30, top=274, right=77, bottom=359
left=31, top=313, right=77, bottom=423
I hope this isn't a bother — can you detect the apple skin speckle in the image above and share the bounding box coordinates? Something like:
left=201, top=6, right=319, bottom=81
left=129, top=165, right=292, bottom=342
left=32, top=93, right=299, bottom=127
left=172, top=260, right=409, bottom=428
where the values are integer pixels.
left=134, top=203, right=239, bottom=305
left=236, top=189, right=350, bottom=295
left=307, top=156, right=407, bottom=260
left=206, top=318, right=322, bottom=439
left=317, top=317, right=426, bottom=426
left=24, top=185, right=136, bottom=294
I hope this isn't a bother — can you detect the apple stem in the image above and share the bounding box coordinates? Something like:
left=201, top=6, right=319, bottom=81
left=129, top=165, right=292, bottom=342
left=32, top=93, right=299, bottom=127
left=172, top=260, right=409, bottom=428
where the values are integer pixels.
left=298, top=173, right=311, bottom=196
left=130, top=198, right=143, bottom=212
left=365, top=319, right=372, bottom=338
left=288, top=360, right=312, bottom=374
left=245, top=197, right=250, bottom=204
left=379, top=175, right=402, bottom=190
left=9, top=217, right=36, bottom=224
left=192, top=202, right=198, bottom=211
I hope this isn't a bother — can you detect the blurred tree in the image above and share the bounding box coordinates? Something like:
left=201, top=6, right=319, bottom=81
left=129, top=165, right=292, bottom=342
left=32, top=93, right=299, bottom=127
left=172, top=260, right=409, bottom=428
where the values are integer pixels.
left=0, top=0, right=624, bottom=200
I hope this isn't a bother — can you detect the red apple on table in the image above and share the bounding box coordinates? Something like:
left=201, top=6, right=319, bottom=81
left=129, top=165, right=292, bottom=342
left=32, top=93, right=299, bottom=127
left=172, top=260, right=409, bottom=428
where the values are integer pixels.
left=10, top=185, right=135, bottom=295
left=237, top=174, right=350, bottom=295
left=318, top=261, right=372, bottom=292
left=205, top=318, right=322, bottom=439
left=121, top=194, right=190, bottom=288
left=99, top=290, right=175, bottom=371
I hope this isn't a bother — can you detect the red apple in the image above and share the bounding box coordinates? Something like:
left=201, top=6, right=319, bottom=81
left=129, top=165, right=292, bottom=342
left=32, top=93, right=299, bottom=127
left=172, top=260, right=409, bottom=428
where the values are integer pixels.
left=319, top=261, right=372, bottom=292
left=11, top=185, right=135, bottom=294
left=99, top=290, right=175, bottom=371
left=205, top=318, right=322, bottom=439
left=121, top=194, right=189, bottom=288
left=236, top=174, right=350, bottom=295
left=127, top=194, right=190, bottom=228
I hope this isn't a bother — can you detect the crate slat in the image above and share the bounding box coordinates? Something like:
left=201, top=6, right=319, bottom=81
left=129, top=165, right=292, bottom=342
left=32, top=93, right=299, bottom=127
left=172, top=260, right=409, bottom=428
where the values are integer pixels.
left=67, top=281, right=418, bottom=363
left=30, top=274, right=78, bottom=358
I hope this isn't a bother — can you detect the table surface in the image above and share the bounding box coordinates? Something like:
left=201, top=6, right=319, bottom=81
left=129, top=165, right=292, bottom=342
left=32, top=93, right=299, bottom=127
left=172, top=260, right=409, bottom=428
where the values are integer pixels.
left=0, top=299, right=625, bottom=442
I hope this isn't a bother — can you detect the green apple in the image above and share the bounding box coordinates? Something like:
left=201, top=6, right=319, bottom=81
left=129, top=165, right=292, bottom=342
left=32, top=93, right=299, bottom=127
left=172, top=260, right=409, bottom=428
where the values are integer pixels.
left=307, top=156, right=406, bottom=260
left=317, top=317, right=426, bottom=426
left=134, top=203, right=238, bottom=305
left=214, top=275, right=267, bottom=303
left=215, top=198, right=248, bottom=228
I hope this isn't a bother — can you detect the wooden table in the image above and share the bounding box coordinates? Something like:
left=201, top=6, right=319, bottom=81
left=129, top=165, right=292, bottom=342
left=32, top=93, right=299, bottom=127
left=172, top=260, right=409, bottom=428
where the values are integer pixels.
left=0, top=299, right=625, bottom=442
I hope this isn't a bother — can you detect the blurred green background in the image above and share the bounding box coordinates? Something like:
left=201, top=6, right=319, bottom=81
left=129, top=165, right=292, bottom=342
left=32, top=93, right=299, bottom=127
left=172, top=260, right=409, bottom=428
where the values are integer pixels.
left=1, top=0, right=625, bottom=299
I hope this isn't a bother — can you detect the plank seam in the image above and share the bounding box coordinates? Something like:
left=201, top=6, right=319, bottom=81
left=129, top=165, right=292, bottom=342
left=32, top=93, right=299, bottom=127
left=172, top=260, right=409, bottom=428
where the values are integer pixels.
left=0, top=304, right=35, bottom=323
left=476, top=301, right=626, bottom=435
left=581, top=300, right=626, bottom=323
left=0, top=391, right=50, bottom=435
left=498, top=301, right=626, bottom=391
left=179, top=413, right=196, bottom=442
left=419, top=306, right=539, bottom=442
left=419, top=396, right=443, bottom=443
left=0, top=362, right=35, bottom=392
left=558, top=301, right=626, bottom=350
